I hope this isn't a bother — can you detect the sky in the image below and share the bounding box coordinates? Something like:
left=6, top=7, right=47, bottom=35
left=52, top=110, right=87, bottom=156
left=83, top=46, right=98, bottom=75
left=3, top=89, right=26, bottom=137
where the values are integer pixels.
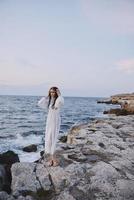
left=0, top=0, right=134, bottom=97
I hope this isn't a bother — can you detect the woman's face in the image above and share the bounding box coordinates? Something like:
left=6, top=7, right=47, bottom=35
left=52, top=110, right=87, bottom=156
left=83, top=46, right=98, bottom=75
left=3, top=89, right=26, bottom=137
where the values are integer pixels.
left=50, top=89, right=56, bottom=97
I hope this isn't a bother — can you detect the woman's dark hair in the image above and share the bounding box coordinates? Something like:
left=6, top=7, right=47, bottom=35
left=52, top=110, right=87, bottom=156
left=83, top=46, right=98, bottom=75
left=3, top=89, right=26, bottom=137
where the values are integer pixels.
left=47, top=86, right=59, bottom=108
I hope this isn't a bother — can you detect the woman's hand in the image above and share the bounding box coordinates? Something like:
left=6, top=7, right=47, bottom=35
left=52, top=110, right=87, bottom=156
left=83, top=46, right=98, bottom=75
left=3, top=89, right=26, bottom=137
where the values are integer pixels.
left=56, top=88, right=61, bottom=96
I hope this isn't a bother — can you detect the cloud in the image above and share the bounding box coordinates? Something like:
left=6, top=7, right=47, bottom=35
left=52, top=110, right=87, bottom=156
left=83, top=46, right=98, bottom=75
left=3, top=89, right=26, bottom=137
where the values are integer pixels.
left=80, top=0, right=134, bottom=34
left=115, top=58, right=134, bottom=73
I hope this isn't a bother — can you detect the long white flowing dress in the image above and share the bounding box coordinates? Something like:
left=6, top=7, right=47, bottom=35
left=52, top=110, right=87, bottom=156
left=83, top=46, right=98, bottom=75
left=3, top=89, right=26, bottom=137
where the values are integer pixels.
left=37, top=95, right=64, bottom=155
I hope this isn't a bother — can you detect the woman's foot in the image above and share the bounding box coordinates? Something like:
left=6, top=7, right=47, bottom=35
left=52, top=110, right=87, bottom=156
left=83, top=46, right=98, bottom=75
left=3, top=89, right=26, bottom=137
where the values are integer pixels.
left=52, top=159, right=59, bottom=167
left=47, top=159, right=53, bottom=166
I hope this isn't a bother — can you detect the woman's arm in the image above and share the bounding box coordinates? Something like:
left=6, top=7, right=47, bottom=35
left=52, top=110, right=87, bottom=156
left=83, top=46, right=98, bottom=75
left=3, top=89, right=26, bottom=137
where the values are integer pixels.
left=37, top=96, right=49, bottom=109
left=54, top=96, right=64, bottom=109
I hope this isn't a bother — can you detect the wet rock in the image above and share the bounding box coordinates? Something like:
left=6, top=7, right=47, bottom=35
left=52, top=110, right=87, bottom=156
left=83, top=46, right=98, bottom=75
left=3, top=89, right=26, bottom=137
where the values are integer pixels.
left=0, top=151, right=20, bottom=194
left=0, top=151, right=19, bottom=165
left=104, top=108, right=134, bottom=115
left=23, top=144, right=37, bottom=152
left=59, top=135, right=67, bottom=143
left=97, top=98, right=112, bottom=104
left=98, top=142, right=105, bottom=148
left=0, top=165, right=7, bottom=191
left=100, top=93, right=134, bottom=115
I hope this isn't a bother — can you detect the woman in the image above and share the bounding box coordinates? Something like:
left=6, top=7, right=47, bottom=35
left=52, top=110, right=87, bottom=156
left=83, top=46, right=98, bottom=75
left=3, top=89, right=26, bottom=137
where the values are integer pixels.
left=37, top=86, right=64, bottom=167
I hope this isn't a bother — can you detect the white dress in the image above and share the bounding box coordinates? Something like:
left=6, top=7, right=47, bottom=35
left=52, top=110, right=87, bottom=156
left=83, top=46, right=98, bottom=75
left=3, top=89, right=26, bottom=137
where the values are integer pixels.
left=37, top=95, right=64, bottom=155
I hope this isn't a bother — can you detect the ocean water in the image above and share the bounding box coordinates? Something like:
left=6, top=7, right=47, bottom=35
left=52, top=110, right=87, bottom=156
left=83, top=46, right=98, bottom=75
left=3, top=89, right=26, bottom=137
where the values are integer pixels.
left=0, top=95, right=119, bottom=162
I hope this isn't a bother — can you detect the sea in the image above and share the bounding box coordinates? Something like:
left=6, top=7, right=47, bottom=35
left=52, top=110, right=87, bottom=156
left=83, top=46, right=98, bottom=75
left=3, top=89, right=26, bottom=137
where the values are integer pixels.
left=0, top=95, right=120, bottom=162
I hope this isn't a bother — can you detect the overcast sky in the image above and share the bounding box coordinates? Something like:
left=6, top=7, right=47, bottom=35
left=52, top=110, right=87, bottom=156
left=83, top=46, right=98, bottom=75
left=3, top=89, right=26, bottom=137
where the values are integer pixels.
left=0, top=0, right=134, bottom=97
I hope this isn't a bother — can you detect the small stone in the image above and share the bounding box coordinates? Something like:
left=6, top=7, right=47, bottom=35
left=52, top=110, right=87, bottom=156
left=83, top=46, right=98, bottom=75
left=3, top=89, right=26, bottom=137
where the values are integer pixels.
left=59, top=135, right=67, bottom=143
left=23, top=144, right=37, bottom=152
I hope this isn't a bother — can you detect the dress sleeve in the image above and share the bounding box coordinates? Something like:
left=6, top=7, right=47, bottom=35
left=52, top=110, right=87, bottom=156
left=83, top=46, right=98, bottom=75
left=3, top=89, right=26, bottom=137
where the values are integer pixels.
left=54, top=96, right=64, bottom=109
left=37, top=96, right=49, bottom=109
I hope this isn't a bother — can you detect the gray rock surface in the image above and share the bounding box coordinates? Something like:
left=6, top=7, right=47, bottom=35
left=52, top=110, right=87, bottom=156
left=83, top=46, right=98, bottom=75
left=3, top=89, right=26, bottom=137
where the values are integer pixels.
left=1, top=115, right=134, bottom=200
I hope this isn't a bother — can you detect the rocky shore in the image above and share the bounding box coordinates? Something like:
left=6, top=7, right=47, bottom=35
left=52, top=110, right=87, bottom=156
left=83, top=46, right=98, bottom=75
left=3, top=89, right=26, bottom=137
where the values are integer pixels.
left=0, top=93, right=134, bottom=200
left=97, top=92, right=134, bottom=115
left=0, top=114, right=134, bottom=200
